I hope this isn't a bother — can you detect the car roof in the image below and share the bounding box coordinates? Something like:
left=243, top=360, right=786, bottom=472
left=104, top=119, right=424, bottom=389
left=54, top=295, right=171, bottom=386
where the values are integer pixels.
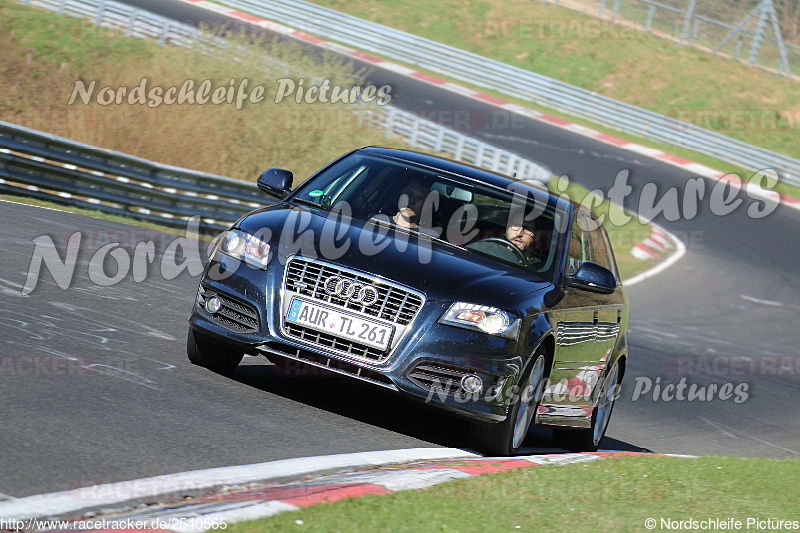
left=357, top=146, right=573, bottom=213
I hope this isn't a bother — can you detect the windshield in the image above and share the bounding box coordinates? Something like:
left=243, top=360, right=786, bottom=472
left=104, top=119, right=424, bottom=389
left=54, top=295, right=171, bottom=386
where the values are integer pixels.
left=290, top=152, right=568, bottom=279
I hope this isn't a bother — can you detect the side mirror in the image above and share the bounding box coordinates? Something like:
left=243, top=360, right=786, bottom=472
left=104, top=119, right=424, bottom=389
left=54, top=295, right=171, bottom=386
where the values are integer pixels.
left=568, top=262, right=616, bottom=294
left=257, top=168, right=293, bottom=199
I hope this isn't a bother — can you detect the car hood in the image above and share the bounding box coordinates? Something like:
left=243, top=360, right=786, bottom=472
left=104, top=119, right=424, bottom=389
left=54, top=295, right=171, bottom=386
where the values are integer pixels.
left=237, top=204, right=551, bottom=308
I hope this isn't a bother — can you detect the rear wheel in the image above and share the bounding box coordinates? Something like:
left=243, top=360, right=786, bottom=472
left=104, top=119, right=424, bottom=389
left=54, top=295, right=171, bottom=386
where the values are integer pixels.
left=187, top=329, right=244, bottom=375
left=471, top=349, right=548, bottom=456
left=553, top=361, right=621, bottom=452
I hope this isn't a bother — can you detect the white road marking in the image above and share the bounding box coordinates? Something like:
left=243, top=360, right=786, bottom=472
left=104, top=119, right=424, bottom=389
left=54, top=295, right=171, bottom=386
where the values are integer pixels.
left=0, top=277, right=27, bottom=297
left=701, top=418, right=739, bottom=439
left=82, top=364, right=161, bottom=390
left=0, top=198, right=77, bottom=214
left=620, top=143, right=664, bottom=157
left=702, top=418, right=799, bottom=455
left=739, top=295, right=788, bottom=308
left=314, top=468, right=473, bottom=491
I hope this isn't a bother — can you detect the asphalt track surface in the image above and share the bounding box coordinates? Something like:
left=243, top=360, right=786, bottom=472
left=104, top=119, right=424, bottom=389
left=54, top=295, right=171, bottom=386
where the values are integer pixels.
left=2, top=0, right=799, bottom=499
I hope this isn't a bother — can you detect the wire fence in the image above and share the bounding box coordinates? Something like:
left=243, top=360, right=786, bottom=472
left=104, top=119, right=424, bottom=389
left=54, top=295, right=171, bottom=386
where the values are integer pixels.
left=546, top=0, right=799, bottom=79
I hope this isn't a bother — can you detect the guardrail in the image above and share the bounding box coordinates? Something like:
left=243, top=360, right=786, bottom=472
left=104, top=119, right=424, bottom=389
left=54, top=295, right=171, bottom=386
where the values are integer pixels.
left=214, top=0, right=800, bottom=188
left=7, top=1, right=553, bottom=231
left=0, top=108, right=551, bottom=232
left=20, top=0, right=200, bottom=44
left=0, top=121, right=266, bottom=233
left=380, top=108, right=552, bottom=183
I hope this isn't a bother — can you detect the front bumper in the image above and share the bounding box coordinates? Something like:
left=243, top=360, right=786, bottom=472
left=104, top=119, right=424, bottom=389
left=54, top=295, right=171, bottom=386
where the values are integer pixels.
left=189, top=253, right=527, bottom=422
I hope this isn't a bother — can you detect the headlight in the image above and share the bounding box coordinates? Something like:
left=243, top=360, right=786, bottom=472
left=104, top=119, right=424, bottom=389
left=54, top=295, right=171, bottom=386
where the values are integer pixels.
left=439, top=303, right=521, bottom=340
left=215, top=229, right=271, bottom=269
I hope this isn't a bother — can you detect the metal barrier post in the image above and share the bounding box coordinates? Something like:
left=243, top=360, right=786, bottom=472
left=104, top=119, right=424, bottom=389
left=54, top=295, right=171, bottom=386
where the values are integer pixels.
left=159, top=20, right=169, bottom=44
left=126, top=10, right=138, bottom=36
left=680, top=0, right=696, bottom=45
left=95, top=0, right=105, bottom=26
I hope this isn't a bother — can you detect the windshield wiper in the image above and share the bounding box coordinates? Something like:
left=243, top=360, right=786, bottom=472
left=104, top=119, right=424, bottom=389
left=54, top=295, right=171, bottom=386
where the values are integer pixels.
left=289, top=197, right=333, bottom=212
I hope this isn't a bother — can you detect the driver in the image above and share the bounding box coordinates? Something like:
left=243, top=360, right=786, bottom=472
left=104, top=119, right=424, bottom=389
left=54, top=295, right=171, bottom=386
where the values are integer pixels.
left=506, top=221, right=537, bottom=264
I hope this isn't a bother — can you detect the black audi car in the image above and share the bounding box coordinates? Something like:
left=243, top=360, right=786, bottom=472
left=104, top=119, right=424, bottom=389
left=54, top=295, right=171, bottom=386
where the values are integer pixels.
left=188, top=147, right=629, bottom=456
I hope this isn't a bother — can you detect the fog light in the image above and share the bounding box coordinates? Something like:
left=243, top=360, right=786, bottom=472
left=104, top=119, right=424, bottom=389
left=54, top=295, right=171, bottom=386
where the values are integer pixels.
left=206, top=296, right=222, bottom=314
left=461, top=375, right=483, bottom=394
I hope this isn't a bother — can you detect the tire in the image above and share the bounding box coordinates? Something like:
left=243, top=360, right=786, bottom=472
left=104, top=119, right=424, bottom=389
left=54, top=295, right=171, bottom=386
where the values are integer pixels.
left=553, top=361, right=621, bottom=452
left=471, top=349, right=548, bottom=456
left=186, top=329, right=244, bottom=375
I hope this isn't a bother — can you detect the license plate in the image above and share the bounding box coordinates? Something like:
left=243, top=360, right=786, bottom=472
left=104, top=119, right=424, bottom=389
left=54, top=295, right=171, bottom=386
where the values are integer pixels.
left=286, top=298, right=394, bottom=351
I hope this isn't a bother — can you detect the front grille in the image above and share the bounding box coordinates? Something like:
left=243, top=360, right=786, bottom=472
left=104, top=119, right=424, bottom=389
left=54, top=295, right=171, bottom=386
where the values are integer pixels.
left=408, top=363, right=470, bottom=395
left=285, top=258, right=423, bottom=326
left=282, top=257, right=425, bottom=363
left=284, top=323, right=384, bottom=362
left=200, top=287, right=258, bottom=332
left=258, top=343, right=397, bottom=390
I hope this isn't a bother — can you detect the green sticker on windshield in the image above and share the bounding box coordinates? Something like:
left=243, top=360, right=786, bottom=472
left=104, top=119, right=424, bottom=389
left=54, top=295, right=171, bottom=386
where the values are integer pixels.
left=308, top=190, right=324, bottom=197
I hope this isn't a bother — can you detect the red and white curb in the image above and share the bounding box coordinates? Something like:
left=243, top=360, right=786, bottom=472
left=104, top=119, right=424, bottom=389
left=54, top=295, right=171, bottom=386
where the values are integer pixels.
left=177, top=0, right=800, bottom=212
left=625, top=224, right=686, bottom=287
left=1, top=450, right=694, bottom=531
left=0, top=449, right=478, bottom=521
left=631, top=224, right=674, bottom=261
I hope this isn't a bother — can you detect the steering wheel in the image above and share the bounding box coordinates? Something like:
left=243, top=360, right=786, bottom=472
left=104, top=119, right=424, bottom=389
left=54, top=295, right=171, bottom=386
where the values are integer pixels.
left=466, top=237, right=528, bottom=266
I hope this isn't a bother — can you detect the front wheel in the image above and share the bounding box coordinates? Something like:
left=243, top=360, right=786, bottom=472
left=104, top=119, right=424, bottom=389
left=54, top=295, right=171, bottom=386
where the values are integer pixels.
left=187, top=329, right=244, bottom=375
left=553, top=361, right=621, bottom=452
left=471, top=349, right=548, bottom=456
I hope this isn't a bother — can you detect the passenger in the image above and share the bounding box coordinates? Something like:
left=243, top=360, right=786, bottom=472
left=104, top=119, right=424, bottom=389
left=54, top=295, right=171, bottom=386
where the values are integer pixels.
left=392, top=179, right=441, bottom=237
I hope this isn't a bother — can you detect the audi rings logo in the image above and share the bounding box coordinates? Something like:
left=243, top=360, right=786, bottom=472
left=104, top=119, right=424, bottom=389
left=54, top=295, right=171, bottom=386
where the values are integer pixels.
left=324, top=276, right=380, bottom=305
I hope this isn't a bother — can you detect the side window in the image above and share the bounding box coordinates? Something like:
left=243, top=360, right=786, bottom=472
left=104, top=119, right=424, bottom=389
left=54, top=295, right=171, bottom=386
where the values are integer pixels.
left=600, top=227, right=621, bottom=281
left=588, top=225, right=613, bottom=272
left=566, top=213, right=590, bottom=275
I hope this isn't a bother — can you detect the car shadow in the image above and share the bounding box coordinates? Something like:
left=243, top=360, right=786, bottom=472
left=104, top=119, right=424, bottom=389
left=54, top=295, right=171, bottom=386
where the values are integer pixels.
left=229, top=358, right=651, bottom=455
left=230, top=359, right=473, bottom=448
left=519, top=429, right=653, bottom=455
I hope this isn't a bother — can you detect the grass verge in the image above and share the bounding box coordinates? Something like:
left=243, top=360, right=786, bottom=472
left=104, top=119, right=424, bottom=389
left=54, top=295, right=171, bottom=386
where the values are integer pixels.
left=227, top=455, right=800, bottom=532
